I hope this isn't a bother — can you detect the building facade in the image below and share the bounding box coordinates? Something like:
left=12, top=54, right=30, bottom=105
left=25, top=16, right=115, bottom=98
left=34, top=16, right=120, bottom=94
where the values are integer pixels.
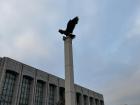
left=0, top=57, right=104, bottom=105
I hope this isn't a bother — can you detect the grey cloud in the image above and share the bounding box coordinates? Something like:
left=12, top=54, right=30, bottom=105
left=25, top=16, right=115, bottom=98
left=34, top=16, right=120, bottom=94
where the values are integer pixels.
left=103, top=68, right=140, bottom=105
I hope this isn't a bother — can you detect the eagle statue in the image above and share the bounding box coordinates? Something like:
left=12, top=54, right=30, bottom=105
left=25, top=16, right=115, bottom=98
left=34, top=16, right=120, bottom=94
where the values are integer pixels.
left=59, top=17, right=79, bottom=36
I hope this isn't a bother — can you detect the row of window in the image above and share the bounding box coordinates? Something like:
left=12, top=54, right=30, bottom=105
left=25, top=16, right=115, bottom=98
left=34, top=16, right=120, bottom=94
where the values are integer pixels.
left=0, top=71, right=45, bottom=105
left=0, top=71, right=104, bottom=105
left=76, top=93, right=104, bottom=105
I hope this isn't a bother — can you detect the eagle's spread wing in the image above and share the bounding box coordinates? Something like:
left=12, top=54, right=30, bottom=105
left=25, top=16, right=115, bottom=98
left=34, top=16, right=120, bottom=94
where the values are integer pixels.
left=66, top=17, right=79, bottom=34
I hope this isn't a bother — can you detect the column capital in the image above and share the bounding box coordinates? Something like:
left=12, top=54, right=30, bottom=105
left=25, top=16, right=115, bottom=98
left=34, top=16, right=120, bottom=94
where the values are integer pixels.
left=63, top=34, right=75, bottom=41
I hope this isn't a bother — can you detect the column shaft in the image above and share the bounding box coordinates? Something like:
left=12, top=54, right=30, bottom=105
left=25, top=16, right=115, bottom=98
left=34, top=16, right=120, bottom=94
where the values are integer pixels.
left=64, top=36, right=75, bottom=105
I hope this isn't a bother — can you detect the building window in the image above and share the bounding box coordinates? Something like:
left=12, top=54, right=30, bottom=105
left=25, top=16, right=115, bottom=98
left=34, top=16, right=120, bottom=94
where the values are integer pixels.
left=58, top=87, right=65, bottom=105
left=84, top=95, right=88, bottom=105
left=95, top=99, right=99, bottom=105
left=0, top=71, right=16, bottom=105
left=59, top=87, right=65, bottom=101
left=19, top=76, right=31, bottom=105
left=83, top=95, right=88, bottom=105
left=35, top=81, right=44, bottom=105
left=100, top=100, right=104, bottom=105
left=76, top=93, right=81, bottom=105
left=89, top=97, right=93, bottom=105
left=49, top=84, right=56, bottom=105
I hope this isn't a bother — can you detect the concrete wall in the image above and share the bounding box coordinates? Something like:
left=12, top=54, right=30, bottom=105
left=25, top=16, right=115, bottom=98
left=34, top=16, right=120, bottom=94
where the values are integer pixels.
left=0, top=57, right=104, bottom=105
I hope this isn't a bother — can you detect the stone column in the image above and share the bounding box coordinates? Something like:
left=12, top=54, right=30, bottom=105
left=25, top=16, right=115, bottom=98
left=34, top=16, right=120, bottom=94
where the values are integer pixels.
left=47, top=82, right=50, bottom=105
left=87, top=96, right=89, bottom=105
left=0, top=58, right=7, bottom=96
left=29, top=77, right=36, bottom=105
left=56, top=86, right=60, bottom=103
left=16, top=66, right=23, bottom=105
left=64, top=35, right=75, bottom=105
left=44, top=82, right=48, bottom=105
left=81, top=94, right=84, bottom=105
left=12, top=72, right=22, bottom=105
left=93, top=98, right=95, bottom=105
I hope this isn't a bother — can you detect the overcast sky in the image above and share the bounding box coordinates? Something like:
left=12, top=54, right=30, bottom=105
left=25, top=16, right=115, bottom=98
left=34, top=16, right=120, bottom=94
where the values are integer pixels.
left=0, top=0, right=140, bottom=105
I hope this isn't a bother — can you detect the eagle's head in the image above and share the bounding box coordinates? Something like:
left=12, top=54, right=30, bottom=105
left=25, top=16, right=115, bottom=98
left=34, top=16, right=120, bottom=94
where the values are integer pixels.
left=72, top=16, right=79, bottom=24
